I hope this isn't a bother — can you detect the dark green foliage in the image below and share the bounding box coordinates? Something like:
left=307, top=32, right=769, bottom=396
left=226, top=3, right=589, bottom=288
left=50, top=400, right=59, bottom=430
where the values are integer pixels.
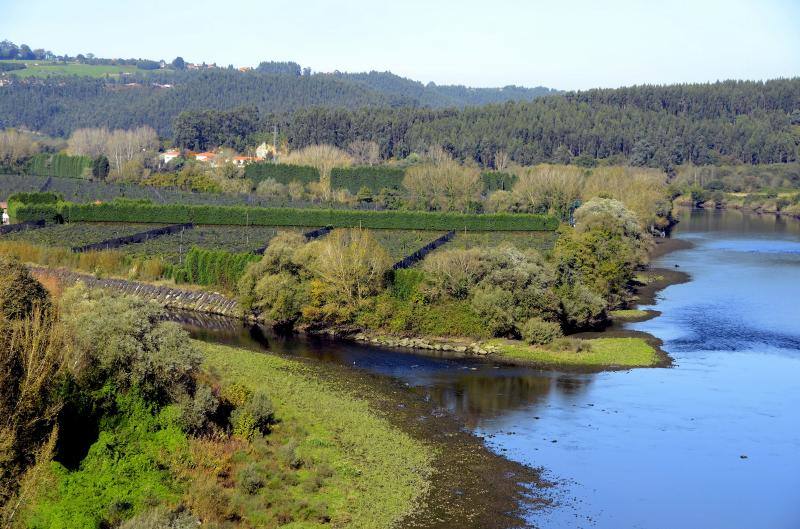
left=92, top=155, right=110, bottom=179
left=176, top=246, right=260, bottom=290
left=56, top=201, right=559, bottom=231
left=330, top=166, right=405, bottom=193
left=27, top=153, right=92, bottom=178
left=0, top=257, right=50, bottom=319
left=0, top=68, right=553, bottom=137
left=481, top=172, right=517, bottom=192
left=244, top=162, right=320, bottom=185
left=7, top=192, right=63, bottom=222
left=0, top=62, right=26, bottom=72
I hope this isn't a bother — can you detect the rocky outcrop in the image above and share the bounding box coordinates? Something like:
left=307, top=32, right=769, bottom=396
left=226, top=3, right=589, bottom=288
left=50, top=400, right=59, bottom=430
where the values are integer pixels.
left=349, top=331, right=498, bottom=356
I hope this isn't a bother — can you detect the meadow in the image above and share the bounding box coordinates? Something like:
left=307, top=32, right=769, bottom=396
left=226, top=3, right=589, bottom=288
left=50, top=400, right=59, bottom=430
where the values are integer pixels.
left=0, top=60, right=139, bottom=78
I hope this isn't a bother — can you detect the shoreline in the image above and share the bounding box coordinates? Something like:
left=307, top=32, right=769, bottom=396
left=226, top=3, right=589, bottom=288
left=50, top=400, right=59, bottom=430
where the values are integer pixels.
left=27, top=232, right=695, bottom=373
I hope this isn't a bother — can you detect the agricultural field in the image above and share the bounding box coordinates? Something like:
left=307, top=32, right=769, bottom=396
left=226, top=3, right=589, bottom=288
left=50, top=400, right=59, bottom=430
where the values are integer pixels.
left=1, top=222, right=167, bottom=248
left=0, top=60, right=140, bottom=78
left=368, top=229, right=448, bottom=261
left=447, top=230, right=558, bottom=252
left=119, top=225, right=310, bottom=263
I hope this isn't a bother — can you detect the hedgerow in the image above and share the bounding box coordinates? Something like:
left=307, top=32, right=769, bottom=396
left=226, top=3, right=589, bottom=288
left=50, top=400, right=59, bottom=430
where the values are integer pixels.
left=54, top=202, right=558, bottom=231
left=244, top=162, right=319, bottom=185
left=481, top=172, right=517, bottom=193
left=27, top=153, right=92, bottom=178
left=176, top=247, right=260, bottom=290
left=331, top=166, right=405, bottom=193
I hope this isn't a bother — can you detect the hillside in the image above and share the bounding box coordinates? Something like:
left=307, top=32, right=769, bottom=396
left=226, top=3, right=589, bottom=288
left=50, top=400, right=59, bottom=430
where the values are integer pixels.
left=0, top=66, right=556, bottom=136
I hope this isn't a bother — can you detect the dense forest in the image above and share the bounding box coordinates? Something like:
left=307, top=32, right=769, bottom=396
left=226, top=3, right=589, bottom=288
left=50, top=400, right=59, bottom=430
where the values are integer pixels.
left=0, top=68, right=555, bottom=136
left=171, top=79, right=800, bottom=169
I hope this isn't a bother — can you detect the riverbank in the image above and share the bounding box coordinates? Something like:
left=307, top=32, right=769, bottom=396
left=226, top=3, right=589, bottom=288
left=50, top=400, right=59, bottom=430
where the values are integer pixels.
left=199, top=340, right=550, bottom=529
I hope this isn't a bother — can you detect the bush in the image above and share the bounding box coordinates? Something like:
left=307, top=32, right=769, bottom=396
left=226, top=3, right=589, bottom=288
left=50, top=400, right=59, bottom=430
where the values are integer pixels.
left=237, top=463, right=266, bottom=495
left=0, top=257, right=50, bottom=319
left=178, top=384, right=218, bottom=434
left=230, top=391, right=273, bottom=439
left=481, top=171, right=517, bottom=193
left=521, top=317, right=563, bottom=345
left=470, top=286, right=516, bottom=336
left=330, top=166, right=405, bottom=193
left=390, top=269, right=425, bottom=300
left=244, top=162, right=319, bottom=186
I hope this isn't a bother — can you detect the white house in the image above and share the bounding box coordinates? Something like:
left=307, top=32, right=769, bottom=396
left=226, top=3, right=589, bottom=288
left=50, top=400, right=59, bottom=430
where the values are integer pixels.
left=159, top=149, right=181, bottom=164
left=255, top=142, right=275, bottom=160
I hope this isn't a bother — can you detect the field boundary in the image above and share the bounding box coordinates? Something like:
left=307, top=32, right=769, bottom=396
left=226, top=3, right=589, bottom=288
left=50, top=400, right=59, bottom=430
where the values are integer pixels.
left=71, top=223, right=194, bottom=253
left=0, top=219, right=45, bottom=235
left=393, top=230, right=455, bottom=270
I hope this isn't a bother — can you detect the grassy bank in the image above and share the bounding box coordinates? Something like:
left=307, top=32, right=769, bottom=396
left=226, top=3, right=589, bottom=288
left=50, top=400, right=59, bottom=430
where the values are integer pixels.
left=486, top=337, right=661, bottom=368
left=199, top=341, right=434, bottom=528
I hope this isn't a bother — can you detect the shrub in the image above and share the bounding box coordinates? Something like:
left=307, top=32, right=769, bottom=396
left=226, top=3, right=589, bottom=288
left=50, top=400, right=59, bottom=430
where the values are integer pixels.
left=179, top=384, right=218, bottom=434
left=244, top=162, right=319, bottom=186
left=330, top=166, right=405, bottom=193
left=521, top=317, right=563, bottom=345
left=0, top=257, right=50, bottom=319
left=470, top=286, right=516, bottom=336
left=237, top=463, right=265, bottom=495
left=390, top=269, right=425, bottom=300
left=481, top=171, right=517, bottom=193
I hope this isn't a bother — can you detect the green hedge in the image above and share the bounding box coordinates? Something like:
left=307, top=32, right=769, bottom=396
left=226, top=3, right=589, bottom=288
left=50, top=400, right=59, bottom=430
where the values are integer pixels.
left=244, top=162, right=319, bottom=185
left=331, top=166, right=406, bottom=194
left=57, top=202, right=558, bottom=231
left=27, top=153, right=92, bottom=178
left=481, top=172, right=517, bottom=193
left=7, top=192, right=63, bottom=222
left=174, top=247, right=260, bottom=291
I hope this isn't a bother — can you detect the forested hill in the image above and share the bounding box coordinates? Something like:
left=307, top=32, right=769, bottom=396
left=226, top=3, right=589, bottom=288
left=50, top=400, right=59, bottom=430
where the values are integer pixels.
left=172, top=78, right=800, bottom=168
left=0, top=68, right=555, bottom=136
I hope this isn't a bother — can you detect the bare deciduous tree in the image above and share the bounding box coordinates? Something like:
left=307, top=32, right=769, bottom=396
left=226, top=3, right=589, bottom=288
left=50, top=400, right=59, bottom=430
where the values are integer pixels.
left=403, top=158, right=481, bottom=212
left=0, top=130, right=39, bottom=167
left=67, top=127, right=110, bottom=158
left=284, top=144, right=352, bottom=200
left=347, top=140, right=381, bottom=166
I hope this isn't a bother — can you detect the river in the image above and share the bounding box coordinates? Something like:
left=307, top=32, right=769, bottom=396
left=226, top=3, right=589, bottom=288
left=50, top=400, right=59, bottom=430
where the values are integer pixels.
left=175, top=208, right=800, bottom=529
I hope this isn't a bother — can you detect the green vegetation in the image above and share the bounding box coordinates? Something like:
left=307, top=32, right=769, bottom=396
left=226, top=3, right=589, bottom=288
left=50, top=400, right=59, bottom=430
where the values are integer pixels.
left=0, top=269, right=432, bottom=528
left=117, top=225, right=307, bottom=263
left=175, top=247, right=260, bottom=290
left=446, top=230, right=558, bottom=253
left=13, top=199, right=558, bottom=231
left=0, top=60, right=140, bottom=78
left=331, top=166, right=405, bottom=193
left=201, top=341, right=433, bottom=528
left=2, top=222, right=167, bottom=248
left=244, top=162, right=319, bottom=186
left=487, top=337, right=660, bottom=368
left=27, top=153, right=92, bottom=178
left=609, top=309, right=652, bottom=321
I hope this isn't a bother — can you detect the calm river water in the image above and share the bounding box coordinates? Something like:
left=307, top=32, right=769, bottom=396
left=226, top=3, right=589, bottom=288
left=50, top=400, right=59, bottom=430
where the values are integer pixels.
left=178, top=209, right=800, bottom=529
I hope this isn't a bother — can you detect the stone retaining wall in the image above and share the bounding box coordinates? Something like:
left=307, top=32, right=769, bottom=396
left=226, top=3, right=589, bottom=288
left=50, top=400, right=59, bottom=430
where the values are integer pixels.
left=31, top=267, right=241, bottom=317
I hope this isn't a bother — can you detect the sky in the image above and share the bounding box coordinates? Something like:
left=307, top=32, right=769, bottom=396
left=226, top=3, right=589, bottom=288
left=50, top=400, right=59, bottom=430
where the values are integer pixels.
left=2, top=0, right=799, bottom=90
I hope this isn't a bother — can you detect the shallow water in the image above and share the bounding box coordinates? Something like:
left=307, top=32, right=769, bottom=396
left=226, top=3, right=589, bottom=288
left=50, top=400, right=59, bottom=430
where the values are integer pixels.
left=177, top=209, right=800, bottom=529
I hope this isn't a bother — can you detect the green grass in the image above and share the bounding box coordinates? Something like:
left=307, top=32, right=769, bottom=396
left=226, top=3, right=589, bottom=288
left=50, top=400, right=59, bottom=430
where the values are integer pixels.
left=608, top=309, right=651, bottom=320
left=0, top=60, right=141, bottom=78
left=200, top=341, right=433, bottom=528
left=487, top=337, right=660, bottom=368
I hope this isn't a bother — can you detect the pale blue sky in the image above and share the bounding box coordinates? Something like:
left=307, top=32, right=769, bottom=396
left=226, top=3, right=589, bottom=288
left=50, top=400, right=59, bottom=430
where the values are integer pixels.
left=2, top=0, right=798, bottom=90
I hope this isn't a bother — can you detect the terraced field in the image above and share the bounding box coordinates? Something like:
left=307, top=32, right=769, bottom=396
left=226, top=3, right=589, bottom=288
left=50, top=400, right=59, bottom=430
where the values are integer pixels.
left=1, top=222, right=167, bottom=248
left=447, top=230, right=558, bottom=252
left=119, top=225, right=310, bottom=263
left=368, top=229, right=448, bottom=261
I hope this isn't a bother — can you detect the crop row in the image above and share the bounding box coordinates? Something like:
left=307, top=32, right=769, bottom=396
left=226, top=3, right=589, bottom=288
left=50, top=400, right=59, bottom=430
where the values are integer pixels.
left=1, top=222, right=169, bottom=248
